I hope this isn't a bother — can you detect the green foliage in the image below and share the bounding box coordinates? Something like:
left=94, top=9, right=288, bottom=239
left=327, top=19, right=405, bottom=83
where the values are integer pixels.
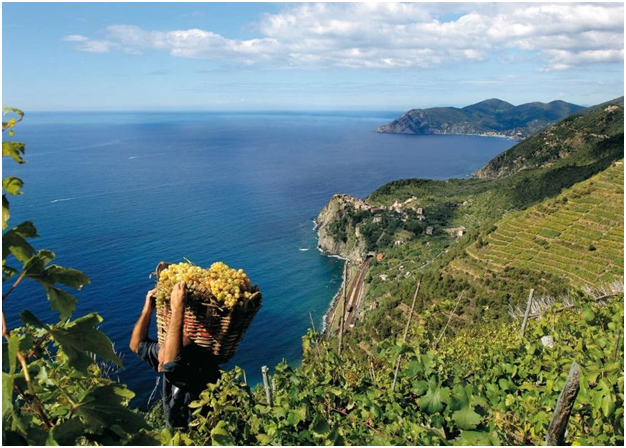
left=170, top=296, right=623, bottom=446
left=477, top=102, right=624, bottom=178
left=2, top=108, right=162, bottom=445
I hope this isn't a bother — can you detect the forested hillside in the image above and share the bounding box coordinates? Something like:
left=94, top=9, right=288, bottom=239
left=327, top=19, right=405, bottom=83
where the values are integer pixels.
left=376, top=98, right=583, bottom=138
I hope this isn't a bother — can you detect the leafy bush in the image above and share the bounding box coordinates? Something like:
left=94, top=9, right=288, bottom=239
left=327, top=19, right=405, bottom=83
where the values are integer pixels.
left=171, top=296, right=624, bottom=446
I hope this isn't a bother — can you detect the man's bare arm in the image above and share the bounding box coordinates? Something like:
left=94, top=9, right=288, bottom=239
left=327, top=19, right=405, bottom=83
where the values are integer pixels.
left=129, top=288, right=156, bottom=353
left=160, top=281, right=186, bottom=365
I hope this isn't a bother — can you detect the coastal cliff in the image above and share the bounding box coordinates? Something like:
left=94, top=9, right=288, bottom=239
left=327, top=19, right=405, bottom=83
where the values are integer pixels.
left=315, top=194, right=368, bottom=262
left=376, top=108, right=518, bottom=138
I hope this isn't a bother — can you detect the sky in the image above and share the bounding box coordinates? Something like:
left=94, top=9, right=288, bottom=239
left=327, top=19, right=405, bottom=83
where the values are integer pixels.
left=2, top=1, right=624, bottom=111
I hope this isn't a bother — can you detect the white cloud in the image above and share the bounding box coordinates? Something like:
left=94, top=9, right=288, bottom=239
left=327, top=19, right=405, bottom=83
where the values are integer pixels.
left=76, top=40, right=114, bottom=53
left=62, top=2, right=624, bottom=70
left=62, top=35, right=89, bottom=42
left=542, top=48, right=625, bottom=71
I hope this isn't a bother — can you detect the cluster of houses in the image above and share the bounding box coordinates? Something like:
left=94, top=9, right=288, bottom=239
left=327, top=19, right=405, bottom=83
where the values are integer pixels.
left=357, top=195, right=468, bottom=250
left=444, top=226, right=468, bottom=238
left=388, top=197, right=427, bottom=222
left=372, top=197, right=435, bottom=244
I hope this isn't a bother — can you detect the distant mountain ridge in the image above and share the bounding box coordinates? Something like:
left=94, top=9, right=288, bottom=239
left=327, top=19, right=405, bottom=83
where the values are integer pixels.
left=376, top=98, right=584, bottom=139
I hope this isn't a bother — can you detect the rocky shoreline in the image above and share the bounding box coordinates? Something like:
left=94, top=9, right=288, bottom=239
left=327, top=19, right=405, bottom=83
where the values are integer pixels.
left=320, top=262, right=347, bottom=333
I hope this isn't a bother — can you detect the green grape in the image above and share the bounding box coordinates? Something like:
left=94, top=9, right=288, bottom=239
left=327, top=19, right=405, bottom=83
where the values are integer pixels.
left=155, top=261, right=254, bottom=309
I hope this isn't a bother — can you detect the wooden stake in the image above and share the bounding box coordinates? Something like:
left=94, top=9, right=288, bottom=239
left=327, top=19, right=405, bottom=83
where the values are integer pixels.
left=546, top=362, right=581, bottom=446
left=338, top=262, right=348, bottom=357
left=309, top=312, right=317, bottom=334
left=434, top=291, right=465, bottom=349
left=520, top=289, right=535, bottom=338
left=402, top=279, right=422, bottom=341
left=392, top=279, right=421, bottom=392
left=242, top=369, right=247, bottom=386
left=261, top=365, right=272, bottom=406
left=613, top=328, right=622, bottom=361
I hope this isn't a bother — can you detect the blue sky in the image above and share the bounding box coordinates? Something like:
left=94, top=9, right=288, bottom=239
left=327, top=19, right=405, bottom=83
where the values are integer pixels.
left=3, top=2, right=624, bottom=111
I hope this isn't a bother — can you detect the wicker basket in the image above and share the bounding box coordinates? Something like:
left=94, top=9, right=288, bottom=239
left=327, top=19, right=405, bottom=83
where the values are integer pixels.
left=153, top=262, right=262, bottom=363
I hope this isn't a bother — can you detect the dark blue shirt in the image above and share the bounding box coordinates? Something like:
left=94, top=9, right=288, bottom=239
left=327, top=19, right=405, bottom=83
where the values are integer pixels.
left=137, top=339, right=221, bottom=428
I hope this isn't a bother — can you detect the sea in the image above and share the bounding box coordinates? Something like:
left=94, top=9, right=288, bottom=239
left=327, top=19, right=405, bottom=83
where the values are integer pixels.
left=2, top=111, right=514, bottom=407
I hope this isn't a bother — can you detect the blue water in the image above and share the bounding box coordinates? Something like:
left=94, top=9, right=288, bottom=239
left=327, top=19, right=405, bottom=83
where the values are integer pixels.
left=2, top=112, right=514, bottom=407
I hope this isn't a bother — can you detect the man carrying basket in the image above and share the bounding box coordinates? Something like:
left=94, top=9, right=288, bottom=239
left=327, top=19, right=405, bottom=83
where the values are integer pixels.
left=130, top=281, right=221, bottom=429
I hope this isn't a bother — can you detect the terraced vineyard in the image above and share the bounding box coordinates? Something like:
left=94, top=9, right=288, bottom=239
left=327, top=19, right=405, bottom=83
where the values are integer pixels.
left=451, top=161, right=624, bottom=287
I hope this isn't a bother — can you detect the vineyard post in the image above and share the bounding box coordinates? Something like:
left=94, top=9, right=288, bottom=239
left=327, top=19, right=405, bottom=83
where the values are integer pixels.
left=338, top=262, right=348, bottom=357
left=612, top=328, right=622, bottom=361
left=392, top=278, right=421, bottom=392
left=309, top=312, right=317, bottom=334
left=434, top=291, right=465, bottom=349
left=520, top=289, right=535, bottom=338
left=546, top=362, right=581, bottom=446
left=242, top=369, right=247, bottom=386
left=261, top=365, right=273, bottom=406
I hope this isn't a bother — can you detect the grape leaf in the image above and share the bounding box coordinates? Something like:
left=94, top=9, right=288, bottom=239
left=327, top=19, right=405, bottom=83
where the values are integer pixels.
left=45, top=265, right=90, bottom=290
left=2, top=334, right=19, bottom=420
left=22, top=250, right=90, bottom=291
left=48, top=418, right=86, bottom=446
left=50, top=313, right=122, bottom=373
left=419, top=383, right=450, bottom=414
left=310, top=413, right=330, bottom=437
left=450, top=384, right=470, bottom=411
left=3, top=195, right=10, bottom=230
left=3, top=221, right=38, bottom=262
left=74, top=384, right=146, bottom=434
left=2, top=177, right=24, bottom=196
left=2, top=372, right=14, bottom=418
left=3, top=141, right=26, bottom=164
left=457, top=430, right=500, bottom=445
left=210, top=420, right=236, bottom=446
left=452, top=407, right=483, bottom=430
left=22, top=250, right=55, bottom=282
left=46, top=287, right=78, bottom=320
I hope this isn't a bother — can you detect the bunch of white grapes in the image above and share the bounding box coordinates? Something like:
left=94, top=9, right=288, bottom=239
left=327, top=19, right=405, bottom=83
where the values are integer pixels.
left=156, top=261, right=253, bottom=308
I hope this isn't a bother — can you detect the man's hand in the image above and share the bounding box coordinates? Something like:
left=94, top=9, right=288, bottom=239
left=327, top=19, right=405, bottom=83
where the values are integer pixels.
left=171, top=281, right=186, bottom=312
left=144, top=288, right=157, bottom=311
left=130, top=287, right=158, bottom=353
